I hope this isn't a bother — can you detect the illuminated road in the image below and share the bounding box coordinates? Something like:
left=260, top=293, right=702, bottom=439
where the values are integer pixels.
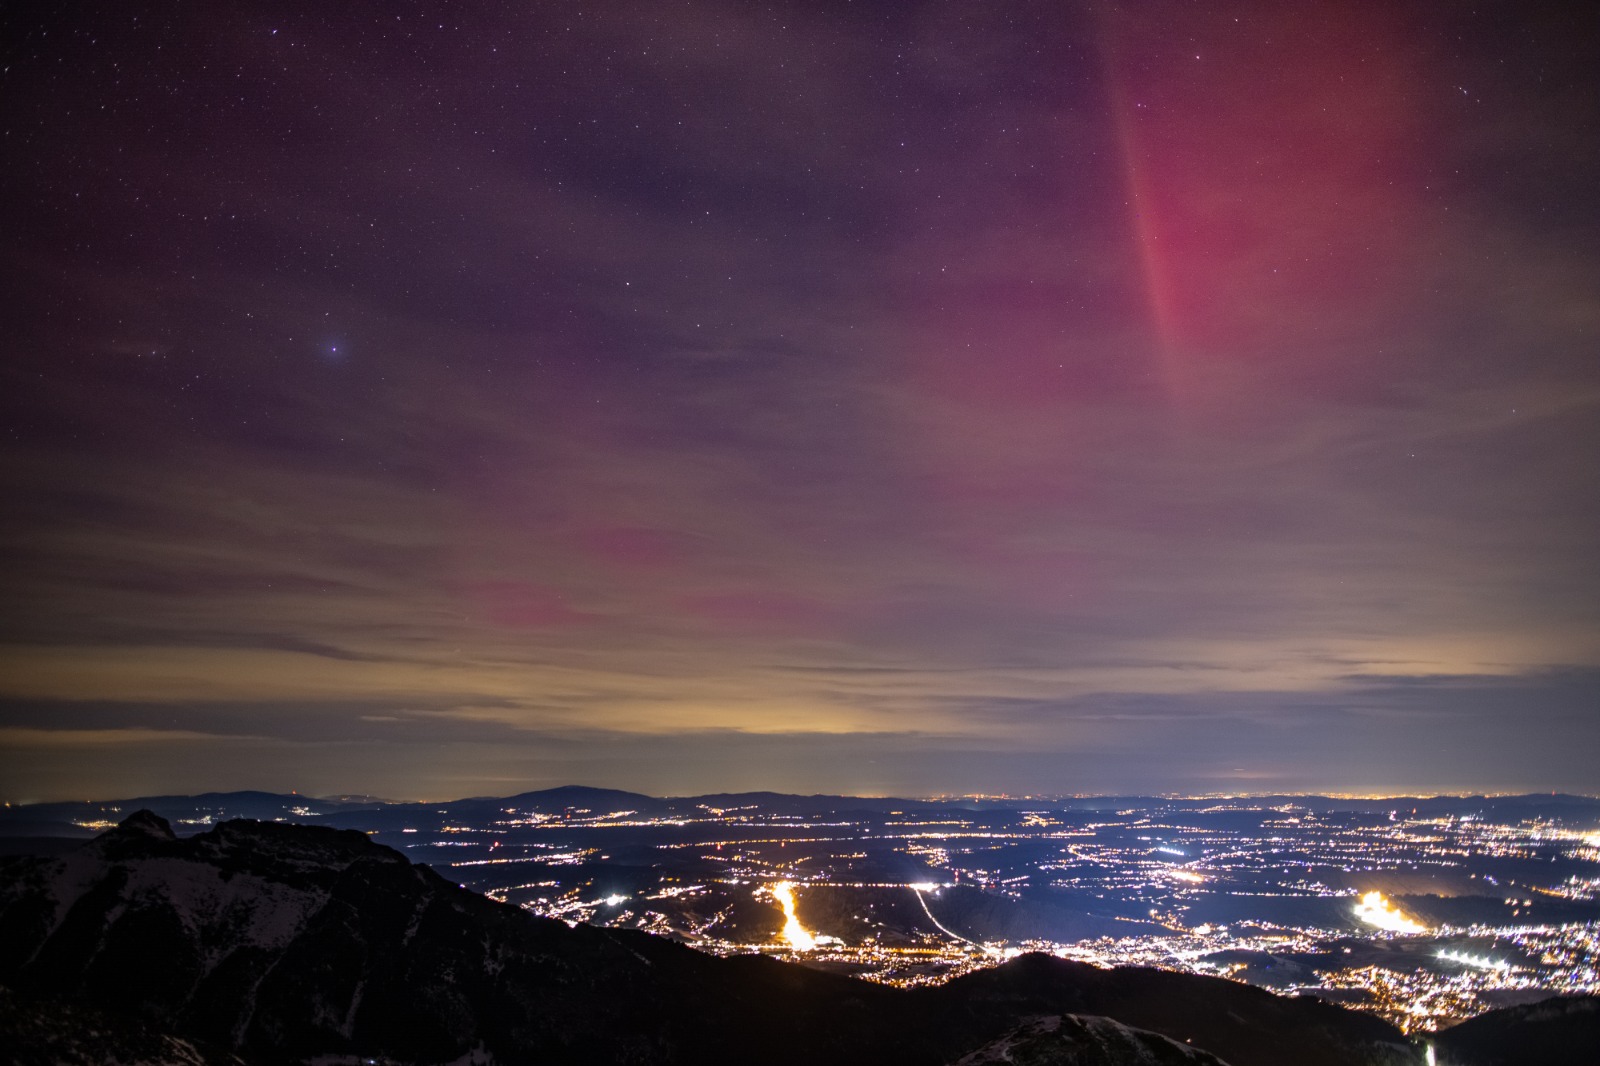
left=771, top=882, right=816, bottom=951
left=911, top=884, right=992, bottom=954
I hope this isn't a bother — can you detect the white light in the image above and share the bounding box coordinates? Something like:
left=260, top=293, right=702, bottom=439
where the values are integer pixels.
left=1437, top=948, right=1510, bottom=972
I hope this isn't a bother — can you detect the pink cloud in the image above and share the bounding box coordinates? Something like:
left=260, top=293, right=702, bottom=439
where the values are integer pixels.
left=674, top=590, right=840, bottom=636
left=464, top=580, right=595, bottom=629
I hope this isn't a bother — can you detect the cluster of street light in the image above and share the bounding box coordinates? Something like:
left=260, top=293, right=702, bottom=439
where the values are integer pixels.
left=369, top=796, right=1600, bottom=1032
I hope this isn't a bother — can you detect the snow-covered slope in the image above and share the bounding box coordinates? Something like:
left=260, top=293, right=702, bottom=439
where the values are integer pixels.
left=954, top=1013, right=1230, bottom=1065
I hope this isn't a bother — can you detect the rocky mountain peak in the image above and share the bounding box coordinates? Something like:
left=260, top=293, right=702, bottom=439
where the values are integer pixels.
left=114, top=809, right=178, bottom=840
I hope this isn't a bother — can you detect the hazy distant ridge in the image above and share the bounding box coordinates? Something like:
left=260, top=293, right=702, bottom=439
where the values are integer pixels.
left=6, top=787, right=1598, bottom=840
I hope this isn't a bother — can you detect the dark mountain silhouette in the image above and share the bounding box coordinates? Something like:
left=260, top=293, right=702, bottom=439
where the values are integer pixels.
left=310, top=784, right=678, bottom=832
left=500, top=784, right=666, bottom=810
left=1433, top=994, right=1600, bottom=1065
left=927, top=952, right=1416, bottom=1066
left=0, top=811, right=1423, bottom=1065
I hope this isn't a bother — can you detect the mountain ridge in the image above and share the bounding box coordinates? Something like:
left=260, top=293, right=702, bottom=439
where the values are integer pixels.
left=6, top=787, right=1598, bottom=840
left=0, top=810, right=1427, bottom=1066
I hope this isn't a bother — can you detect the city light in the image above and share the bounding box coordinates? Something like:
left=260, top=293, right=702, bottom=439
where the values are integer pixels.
left=399, top=794, right=1600, bottom=1032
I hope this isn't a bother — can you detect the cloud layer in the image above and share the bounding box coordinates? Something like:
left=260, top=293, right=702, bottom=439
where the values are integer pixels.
left=2, top=0, right=1597, bottom=800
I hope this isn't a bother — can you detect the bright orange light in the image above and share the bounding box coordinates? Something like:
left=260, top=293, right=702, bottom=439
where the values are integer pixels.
left=771, top=882, right=815, bottom=951
left=1354, top=890, right=1426, bottom=933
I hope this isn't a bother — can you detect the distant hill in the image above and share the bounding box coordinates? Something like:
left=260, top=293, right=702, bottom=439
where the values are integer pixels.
left=673, top=790, right=957, bottom=817
left=501, top=783, right=667, bottom=810
left=0, top=812, right=1424, bottom=1066
left=0, top=790, right=345, bottom=837
left=5, top=787, right=1595, bottom=838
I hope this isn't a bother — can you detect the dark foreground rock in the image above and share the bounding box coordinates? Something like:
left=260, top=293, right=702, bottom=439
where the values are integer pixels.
left=0, top=812, right=1423, bottom=1066
left=0, top=984, right=244, bottom=1066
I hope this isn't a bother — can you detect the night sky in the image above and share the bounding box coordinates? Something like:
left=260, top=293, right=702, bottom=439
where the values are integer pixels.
left=3, top=1, right=1597, bottom=803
